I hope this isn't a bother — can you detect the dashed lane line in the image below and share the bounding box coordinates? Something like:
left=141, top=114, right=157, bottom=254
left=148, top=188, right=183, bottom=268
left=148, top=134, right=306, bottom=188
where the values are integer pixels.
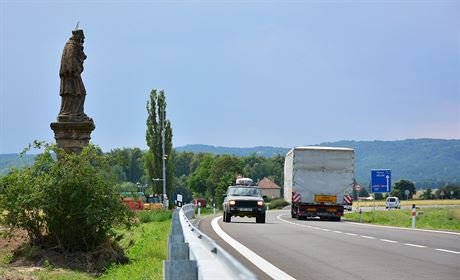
left=345, top=221, right=460, bottom=235
left=404, top=243, right=427, bottom=248
left=435, top=249, right=460, bottom=255
left=380, top=239, right=398, bottom=243
left=360, top=235, right=376, bottom=240
left=276, top=213, right=460, bottom=256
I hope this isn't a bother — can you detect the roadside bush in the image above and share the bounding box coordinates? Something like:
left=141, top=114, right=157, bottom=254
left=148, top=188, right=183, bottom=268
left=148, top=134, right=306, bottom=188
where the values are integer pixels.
left=0, top=143, right=134, bottom=252
left=269, top=198, right=289, bottom=209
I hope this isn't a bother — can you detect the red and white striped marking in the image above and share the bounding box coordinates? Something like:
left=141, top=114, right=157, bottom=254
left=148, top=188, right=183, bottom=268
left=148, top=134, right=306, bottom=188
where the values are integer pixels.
left=343, top=195, right=353, bottom=204
left=292, top=192, right=301, bottom=203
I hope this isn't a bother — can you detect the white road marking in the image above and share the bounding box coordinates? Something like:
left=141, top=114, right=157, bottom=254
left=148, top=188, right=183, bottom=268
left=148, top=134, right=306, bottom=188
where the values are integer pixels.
left=211, top=216, right=296, bottom=280
left=380, top=239, right=398, bottom=243
left=404, top=243, right=427, bottom=248
left=321, top=229, right=331, bottom=232
left=435, top=248, right=460, bottom=254
left=345, top=221, right=460, bottom=236
left=360, top=235, right=376, bottom=240
left=276, top=212, right=460, bottom=256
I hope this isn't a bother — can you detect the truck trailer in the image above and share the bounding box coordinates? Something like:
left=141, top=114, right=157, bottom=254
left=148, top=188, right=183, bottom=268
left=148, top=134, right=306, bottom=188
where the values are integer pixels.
left=284, top=146, right=355, bottom=221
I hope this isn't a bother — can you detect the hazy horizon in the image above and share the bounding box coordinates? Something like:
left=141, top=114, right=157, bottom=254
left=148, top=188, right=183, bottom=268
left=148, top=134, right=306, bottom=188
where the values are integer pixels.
left=1, top=137, right=458, bottom=155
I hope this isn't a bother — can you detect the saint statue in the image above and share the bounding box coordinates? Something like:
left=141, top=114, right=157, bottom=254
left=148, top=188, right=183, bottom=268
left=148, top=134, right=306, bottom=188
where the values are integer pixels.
left=57, top=29, right=91, bottom=122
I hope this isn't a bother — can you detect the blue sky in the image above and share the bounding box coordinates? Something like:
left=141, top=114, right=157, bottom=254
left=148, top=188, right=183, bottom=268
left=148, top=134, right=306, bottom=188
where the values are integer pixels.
left=1, top=0, right=459, bottom=153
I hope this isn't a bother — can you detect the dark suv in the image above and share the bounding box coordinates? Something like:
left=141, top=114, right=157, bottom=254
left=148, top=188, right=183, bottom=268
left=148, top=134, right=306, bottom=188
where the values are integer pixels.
left=222, top=186, right=266, bottom=223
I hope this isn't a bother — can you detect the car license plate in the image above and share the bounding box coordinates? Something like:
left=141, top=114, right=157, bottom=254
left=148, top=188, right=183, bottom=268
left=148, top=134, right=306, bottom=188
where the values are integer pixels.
left=239, top=208, right=252, bottom=212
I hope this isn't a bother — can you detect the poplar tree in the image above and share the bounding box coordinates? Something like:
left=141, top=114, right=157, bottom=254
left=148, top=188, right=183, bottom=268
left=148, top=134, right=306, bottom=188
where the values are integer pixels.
left=144, top=89, right=173, bottom=206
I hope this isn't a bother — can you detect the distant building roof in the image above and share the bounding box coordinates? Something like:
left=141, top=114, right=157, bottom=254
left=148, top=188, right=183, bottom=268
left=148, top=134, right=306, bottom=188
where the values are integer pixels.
left=257, top=177, right=281, bottom=189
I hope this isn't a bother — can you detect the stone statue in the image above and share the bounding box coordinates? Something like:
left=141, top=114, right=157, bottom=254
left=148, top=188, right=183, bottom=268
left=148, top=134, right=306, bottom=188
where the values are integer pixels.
left=58, top=29, right=91, bottom=122
left=51, top=29, right=95, bottom=154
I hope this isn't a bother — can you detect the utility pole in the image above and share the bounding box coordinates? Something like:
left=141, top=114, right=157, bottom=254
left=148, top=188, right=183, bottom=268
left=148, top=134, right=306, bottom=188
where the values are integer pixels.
left=162, top=106, right=167, bottom=209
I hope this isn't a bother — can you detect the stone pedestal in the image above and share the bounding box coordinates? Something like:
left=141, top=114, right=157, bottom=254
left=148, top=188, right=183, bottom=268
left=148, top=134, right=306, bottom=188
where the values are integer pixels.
left=50, top=121, right=95, bottom=154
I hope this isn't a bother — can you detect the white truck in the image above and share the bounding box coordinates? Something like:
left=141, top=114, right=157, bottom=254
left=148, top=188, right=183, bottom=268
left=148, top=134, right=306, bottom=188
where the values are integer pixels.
left=284, top=146, right=355, bottom=221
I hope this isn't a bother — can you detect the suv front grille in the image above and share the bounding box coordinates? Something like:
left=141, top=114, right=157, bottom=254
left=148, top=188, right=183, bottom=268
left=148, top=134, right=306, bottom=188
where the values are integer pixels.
left=235, top=201, right=258, bottom=208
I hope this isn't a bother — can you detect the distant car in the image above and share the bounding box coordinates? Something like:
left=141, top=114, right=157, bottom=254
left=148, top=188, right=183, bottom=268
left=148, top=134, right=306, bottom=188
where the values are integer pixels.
left=343, top=204, right=352, bottom=211
left=222, top=185, right=266, bottom=223
left=386, top=197, right=400, bottom=209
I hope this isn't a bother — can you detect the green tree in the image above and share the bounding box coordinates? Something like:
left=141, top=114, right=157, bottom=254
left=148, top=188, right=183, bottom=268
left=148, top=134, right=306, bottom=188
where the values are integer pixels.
left=107, top=147, right=144, bottom=183
left=242, top=154, right=284, bottom=188
left=391, top=179, right=416, bottom=199
left=189, top=154, right=214, bottom=197
left=189, top=153, right=209, bottom=174
left=436, top=184, right=460, bottom=199
left=421, top=188, right=433, bottom=200
left=172, top=150, right=195, bottom=178
left=207, top=155, right=243, bottom=206
left=144, top=89, right=173, bottom=206
left=0, top=144, right=133, bottom=251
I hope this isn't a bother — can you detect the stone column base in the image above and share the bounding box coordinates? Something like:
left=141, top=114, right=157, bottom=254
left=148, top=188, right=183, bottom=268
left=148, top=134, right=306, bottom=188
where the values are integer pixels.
left=50, top=121, right=95, bottom=154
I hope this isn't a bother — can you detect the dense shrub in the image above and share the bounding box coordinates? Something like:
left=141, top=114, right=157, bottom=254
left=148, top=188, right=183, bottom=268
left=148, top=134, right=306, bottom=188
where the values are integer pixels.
left=0, top=143, right=133, bottom=252
left=269, top=198, right=290, bottom=209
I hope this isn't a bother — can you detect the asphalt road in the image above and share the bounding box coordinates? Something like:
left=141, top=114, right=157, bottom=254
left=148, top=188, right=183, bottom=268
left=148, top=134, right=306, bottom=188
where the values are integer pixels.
left=199, top=210, right=460, bottom=280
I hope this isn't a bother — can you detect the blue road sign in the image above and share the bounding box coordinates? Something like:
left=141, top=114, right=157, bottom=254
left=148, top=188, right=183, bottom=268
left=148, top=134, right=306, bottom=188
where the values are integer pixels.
left=371, top=169, right=391, bottom=193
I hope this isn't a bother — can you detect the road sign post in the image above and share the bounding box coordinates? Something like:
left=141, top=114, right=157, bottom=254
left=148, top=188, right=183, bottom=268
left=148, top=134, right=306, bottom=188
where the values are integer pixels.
left=354, top=184, right=362, bottom=211
left=371, top=170, right=392, bottom=193
left=177, top=194, right=183, bottom=207
left=404, top=189, right=410, bottom=200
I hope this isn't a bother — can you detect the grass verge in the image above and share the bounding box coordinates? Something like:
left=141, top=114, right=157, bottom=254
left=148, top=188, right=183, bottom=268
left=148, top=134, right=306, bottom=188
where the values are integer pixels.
left=344, top=207, right=460, bottom=232
left=195, top=207, right=220, bottom=216
left=268, top=199, right=290, bottom=209
left=99, top=221, right=170, bottom=279
left=0, top=210, right=171, bottom=280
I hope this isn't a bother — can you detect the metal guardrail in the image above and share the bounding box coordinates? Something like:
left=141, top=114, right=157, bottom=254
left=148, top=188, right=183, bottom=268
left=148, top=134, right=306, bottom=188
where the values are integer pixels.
left=164, top=204, right=258, bottom=280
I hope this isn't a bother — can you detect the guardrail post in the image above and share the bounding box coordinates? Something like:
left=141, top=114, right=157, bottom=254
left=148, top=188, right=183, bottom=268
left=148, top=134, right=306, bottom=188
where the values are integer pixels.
left=164, top=208, right=198, bottom=280
left=411, top=204, right=416, bottom=228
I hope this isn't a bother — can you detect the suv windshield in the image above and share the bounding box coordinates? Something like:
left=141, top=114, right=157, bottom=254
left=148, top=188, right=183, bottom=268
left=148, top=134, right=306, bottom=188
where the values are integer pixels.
left=228, top=187, right=262, bottom=197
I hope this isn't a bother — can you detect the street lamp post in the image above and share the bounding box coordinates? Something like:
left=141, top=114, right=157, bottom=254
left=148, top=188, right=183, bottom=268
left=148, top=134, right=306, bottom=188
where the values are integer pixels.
left=161, top=106, right=167, bottom=209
